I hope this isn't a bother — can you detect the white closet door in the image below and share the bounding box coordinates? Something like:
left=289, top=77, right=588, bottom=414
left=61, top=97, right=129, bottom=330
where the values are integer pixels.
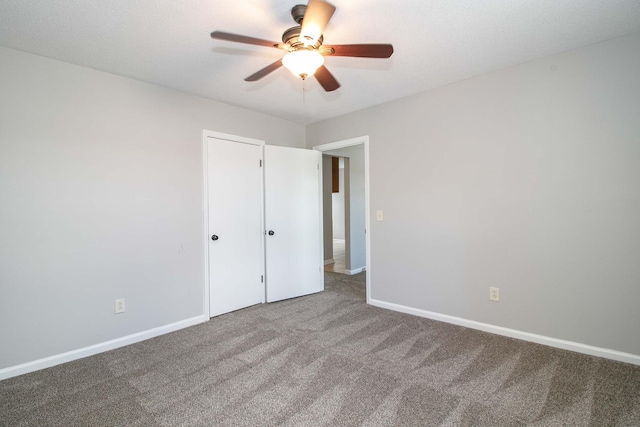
left=264, top=145, right=323, bottom=302
left=207, top=137, right=264, bottom=317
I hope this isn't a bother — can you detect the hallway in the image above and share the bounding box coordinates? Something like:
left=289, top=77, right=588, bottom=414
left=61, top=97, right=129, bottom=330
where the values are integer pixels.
left=324, top=239, right=346, bottom=274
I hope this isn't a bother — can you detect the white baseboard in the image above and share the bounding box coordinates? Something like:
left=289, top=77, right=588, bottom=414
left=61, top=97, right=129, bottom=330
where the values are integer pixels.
left=368, top=299, right=640, bottom=366
left=324, top=258, right=335, bottom=265
left=347, top=266, right=366, bottom=275
left=0, top=315, right=208, bottom=381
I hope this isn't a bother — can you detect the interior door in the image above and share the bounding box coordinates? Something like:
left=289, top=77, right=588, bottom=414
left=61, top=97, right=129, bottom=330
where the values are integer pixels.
left=264, top=145, right=323, bottom=302
left=207, top=137, right=264, bottom=317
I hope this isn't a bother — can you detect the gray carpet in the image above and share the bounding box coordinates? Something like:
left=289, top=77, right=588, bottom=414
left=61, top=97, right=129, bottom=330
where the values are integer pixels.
left=2, top=272, right=640, bottom=426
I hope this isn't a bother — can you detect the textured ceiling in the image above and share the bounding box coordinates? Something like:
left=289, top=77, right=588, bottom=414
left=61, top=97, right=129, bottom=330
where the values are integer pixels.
left=1, top=0, right=640, bottom=125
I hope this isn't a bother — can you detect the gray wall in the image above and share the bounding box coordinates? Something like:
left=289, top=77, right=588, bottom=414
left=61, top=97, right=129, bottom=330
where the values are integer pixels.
left=322, top=156, right=333, bottom=261
left=306, top=32, right=640, bottom=355
left=332, top=166, right=346, bottom=240
left=0, top=46, right=305, bottom=369
left=325, top=146, right=367, bottom=271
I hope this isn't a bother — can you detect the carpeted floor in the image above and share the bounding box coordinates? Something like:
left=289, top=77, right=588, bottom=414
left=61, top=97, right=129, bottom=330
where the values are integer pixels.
left=2, top=272, right=640, bottom=426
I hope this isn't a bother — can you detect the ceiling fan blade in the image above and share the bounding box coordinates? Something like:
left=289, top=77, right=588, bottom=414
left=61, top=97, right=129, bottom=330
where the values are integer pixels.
left=245, top=59, right=283, bottom=82
left=326, top=44, right=394, bottom=58
left=315, top=65, right=340, bottom=92
left=211, top=31, right=280, bottom=49
left=299, top=0, right=336, bottom=46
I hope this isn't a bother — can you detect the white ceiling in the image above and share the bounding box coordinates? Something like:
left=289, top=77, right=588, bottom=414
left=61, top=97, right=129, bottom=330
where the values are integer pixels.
left=1, top=1, right=640, bottom=125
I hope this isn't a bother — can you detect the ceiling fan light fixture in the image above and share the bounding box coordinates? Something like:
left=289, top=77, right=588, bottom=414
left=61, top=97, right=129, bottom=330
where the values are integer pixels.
left=282, top=50, right=324, bottom=80
left=210, top=0, right=392, bottom=91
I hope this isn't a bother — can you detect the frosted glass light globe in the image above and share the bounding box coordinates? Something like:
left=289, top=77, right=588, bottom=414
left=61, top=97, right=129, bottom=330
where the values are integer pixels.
left=282, top=50, right=324, bottom=79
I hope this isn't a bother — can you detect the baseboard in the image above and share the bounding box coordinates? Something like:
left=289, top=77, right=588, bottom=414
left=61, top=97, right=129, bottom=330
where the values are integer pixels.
left=0, top=315, right=208, bottom=381
left=368, top=299, right=640, bottom=366
left=324, top=258, right=335, bottom=265
left=347, top=266, right=366, bottom=275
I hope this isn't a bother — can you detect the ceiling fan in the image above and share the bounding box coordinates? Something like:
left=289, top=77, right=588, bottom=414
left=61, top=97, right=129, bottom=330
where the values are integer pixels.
left=210, top=0, right=394, bottom=92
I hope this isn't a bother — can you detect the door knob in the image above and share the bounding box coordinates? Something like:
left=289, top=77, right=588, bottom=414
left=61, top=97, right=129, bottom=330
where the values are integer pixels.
left=211, top=235, right=219, bottom=241
left=268, top=230, right=275, bottom=236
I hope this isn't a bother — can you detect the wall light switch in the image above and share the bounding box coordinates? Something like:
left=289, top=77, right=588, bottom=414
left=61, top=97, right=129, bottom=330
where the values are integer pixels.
left=376, top=210, right=384, bottom=221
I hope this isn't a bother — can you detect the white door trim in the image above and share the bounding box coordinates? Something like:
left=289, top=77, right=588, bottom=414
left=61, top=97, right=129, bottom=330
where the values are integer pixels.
left=202, top=130, right=265, bottom=318
left=313, top=136, right=371, bottom=304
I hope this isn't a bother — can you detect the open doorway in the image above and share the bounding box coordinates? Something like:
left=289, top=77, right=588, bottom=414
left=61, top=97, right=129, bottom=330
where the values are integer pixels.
left=322, top=153, right=365, bottom=275
left=314, top=136, right=371, bottom=303
left=324, top=156, right=347, bottom=273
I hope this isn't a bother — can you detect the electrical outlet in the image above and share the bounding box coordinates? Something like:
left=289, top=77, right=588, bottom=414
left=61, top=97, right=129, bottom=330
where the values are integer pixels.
left=115, top=298, right=125, bottom=314
left=489, top=287, right=500, bottom=302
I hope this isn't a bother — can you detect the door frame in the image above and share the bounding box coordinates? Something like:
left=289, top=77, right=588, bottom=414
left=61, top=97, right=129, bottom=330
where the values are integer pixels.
left=202, top=130, right=265, bottom=318
left=313, top=136, right=371, bottom=304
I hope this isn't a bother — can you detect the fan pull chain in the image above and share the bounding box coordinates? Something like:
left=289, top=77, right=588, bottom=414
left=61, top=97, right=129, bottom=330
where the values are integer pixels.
left=302, top=78, right=306, bottom=103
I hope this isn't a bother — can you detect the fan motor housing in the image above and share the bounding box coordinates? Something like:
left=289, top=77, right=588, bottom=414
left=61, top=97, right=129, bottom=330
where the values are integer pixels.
left=282, top=26, right=323, bottom=49
left=286, top=4, right=324, bottom=49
